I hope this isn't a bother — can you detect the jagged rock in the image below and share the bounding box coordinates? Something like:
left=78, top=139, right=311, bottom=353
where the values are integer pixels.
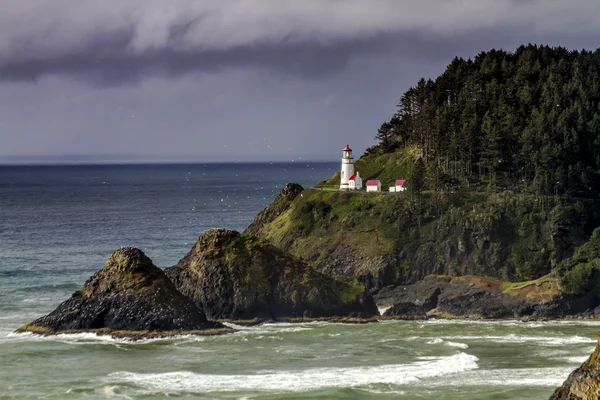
left=245, top=183, right=304, bottom=235
left=374, top=276, right=550, bottom=319
left=550, top=337, right=600, bottom=399
left=383, top=302, right=427, bottom=319
left=375, top=280, right=444, bottom=312
left=17, top=247, right=230, bottom=337
left=165, top=228, right=378, bottom=321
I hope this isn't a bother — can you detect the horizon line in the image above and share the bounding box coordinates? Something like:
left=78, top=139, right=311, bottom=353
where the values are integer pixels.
left=0, top=159, right=338, bottom=167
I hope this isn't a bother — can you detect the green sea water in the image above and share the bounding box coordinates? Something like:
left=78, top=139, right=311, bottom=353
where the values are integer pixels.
left=1, top=318, right=597, bottom=399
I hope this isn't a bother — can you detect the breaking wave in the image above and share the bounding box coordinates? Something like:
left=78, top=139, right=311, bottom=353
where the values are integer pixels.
left=108, top=352, right=479, bottom=393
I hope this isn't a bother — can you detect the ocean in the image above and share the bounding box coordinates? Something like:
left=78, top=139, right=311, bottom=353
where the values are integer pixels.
left=0, top=162, right=595, bottom=399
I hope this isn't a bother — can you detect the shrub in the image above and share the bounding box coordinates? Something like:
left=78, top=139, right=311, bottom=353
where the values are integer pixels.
left=561, top=259, right=600, bottom=294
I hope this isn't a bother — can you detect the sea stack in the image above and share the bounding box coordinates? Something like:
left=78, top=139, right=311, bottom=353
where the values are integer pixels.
left=17, top=247, right=231, bottom=338
left=165, top=228, right=378, bottom=321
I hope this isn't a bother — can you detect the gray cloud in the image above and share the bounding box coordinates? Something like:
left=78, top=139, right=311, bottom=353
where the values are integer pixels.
left=2, top=0, right=600, bottom=163
left=1, top=0, right=599, bottom=84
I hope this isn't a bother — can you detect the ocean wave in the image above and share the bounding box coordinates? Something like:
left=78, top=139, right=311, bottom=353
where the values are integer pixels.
left=422, top=319, right=600, bottom=327
left=222, top=322, right=313, bottom=335
left=107, top=352, right=479, bottom=393
left=5, top=331, right=192, bottom=345
left=377, top=306, right=391, bottom=316
left=442, top=334, right=595, bottom=346
left=426, top=337, right=469, bottom=349
left=17, top=282, right=81, bottom=293
left=425, top=367, right=573, bottom=388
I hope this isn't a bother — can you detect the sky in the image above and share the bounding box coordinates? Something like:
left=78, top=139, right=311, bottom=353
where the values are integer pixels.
left=1, top=0, right=600, bottom=164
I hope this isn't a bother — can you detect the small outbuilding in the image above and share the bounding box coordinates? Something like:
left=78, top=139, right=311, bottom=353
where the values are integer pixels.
left=395, top=179, right=406, bottom=192
left=349, top=172, right=363, bottom=190
left=366, top=180, right=381, bottom=192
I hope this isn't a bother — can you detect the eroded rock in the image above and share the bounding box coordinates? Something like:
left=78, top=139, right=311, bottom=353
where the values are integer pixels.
left=17, top=247, right=230, bottom=337
left=165, top=228, right=378, bottom=321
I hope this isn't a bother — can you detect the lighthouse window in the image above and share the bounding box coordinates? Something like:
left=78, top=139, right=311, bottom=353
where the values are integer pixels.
left=341, top=171, right=344, bottom=179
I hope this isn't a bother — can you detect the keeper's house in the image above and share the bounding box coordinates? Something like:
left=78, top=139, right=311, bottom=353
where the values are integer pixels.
left=366, top=180, right=381, bottom=192
left=389, top=179, right=406, bottom=192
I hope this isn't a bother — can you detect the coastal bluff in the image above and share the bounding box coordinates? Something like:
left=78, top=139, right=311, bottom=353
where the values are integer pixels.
left=17, top=247, right=231, bottom=339
left=165, top=228, right=378, bottom=321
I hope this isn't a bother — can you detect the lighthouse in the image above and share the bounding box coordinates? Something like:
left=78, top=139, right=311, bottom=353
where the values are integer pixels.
left=339, top=144, right=354, bottom=190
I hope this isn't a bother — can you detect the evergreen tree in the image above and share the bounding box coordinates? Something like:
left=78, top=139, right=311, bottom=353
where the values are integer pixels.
left=371, top=45, right=600, bottom=198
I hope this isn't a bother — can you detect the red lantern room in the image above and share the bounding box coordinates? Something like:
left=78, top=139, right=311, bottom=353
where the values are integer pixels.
left=343, top=144, right=353, bottom=159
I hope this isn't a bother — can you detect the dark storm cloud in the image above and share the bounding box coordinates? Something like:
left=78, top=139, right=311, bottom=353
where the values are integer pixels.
left=1, top=0, right=599, bottom=85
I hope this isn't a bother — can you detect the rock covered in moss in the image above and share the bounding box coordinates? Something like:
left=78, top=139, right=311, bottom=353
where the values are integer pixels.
left=383, top=302, right=427, bottom=319
left=550, top=337, right=600, bottom=399
left=245, top=183, right=304, bottom=235
left=17, top=247, right=228, bottom=337
left=164, top=228, right=378, bottom=320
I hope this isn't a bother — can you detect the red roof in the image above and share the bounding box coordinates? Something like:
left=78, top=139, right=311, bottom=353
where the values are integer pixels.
left=396, top=179, right=406, bottom=187
left=366, top=180, right=380, bottom=186
left=349, top=174, right=357, bottom=181
left=343, top=144, right=352, bottom=151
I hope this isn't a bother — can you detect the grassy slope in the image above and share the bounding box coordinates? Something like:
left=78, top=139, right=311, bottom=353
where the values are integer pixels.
left=319, top=146, right=417, bottom=189
left=254, top=148, right=600, bottom=291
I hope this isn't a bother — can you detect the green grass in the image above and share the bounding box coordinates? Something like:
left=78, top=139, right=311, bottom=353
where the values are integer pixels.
left=502, top=275, right=560, bottom=300
left=333, top=279, right=365, bottom=304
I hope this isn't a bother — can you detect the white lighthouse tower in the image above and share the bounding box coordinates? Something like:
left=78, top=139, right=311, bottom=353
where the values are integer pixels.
left=339, top=144, right=354, bottom=190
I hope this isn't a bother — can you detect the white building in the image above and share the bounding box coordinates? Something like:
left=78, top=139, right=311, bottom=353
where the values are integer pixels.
left=366, top=180, right=381, bottom=192
left=339, top=144, right=355, bottom=190
left=349, top=172, right=363, bottom=190
left=390, top=179, right=406, bottom=192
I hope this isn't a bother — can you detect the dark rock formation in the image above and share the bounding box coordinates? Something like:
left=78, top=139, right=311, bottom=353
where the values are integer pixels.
left=17, top=247, right=230, bottom=337
left=382, top=302, right=427, bottom=319
left=376, top=280, right=444, bottom=312
left=245, top=183, right=304, bottom=235
left=373, top=276, right=596, bottom=319
left=550, top=338, right=600, bottom=399
left=165, top=228, right=378, bottom=321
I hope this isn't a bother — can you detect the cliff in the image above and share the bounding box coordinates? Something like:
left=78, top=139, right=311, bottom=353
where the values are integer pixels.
left=17, top=247, right=231, bottom=338
left=247, top=178, right=600, bottom=294
left=165, top=228, right=378, bottom=321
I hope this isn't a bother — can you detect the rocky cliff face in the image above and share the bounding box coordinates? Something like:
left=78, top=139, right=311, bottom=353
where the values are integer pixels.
left=165, top=228, right=378, bottom=320
left=550, top=338, right=600, bottom=399
left=17, top=247, right=229, bottom=337
left=375, top=275, right=600, bottom=319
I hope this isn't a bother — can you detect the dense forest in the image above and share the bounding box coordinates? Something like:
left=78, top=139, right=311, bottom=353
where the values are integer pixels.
left=371, top=45, right=600, bottom=197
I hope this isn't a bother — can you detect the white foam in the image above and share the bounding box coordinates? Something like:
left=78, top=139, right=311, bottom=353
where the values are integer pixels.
left=426, top=337, right=469, bottom=349
left=553, top=356, right=590, bottom=364
left=108, top=352, right=479, bottom=393
left=442, top=334, right=595, bottom=346
left=222, top=322, right=313, bottom=335
left=446, top=341, right=469, bottom=349
left=422, top=319, right=600, bottom=328
left=97, top=385, right=134, bottom=399
left=424, top=367, right=573, bottom=388
left=377, top=306, right=391, bottom=315
left=5, top=331, right=194, bottom=345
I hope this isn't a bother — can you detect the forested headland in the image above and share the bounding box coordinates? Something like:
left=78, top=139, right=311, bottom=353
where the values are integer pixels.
left=370, top=44, right=600, bottom=197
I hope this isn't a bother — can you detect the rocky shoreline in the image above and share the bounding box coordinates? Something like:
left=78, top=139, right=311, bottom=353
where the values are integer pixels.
left=17, top=230, right=380, bottom=339
left=374, top=275, right=600, bottom=321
